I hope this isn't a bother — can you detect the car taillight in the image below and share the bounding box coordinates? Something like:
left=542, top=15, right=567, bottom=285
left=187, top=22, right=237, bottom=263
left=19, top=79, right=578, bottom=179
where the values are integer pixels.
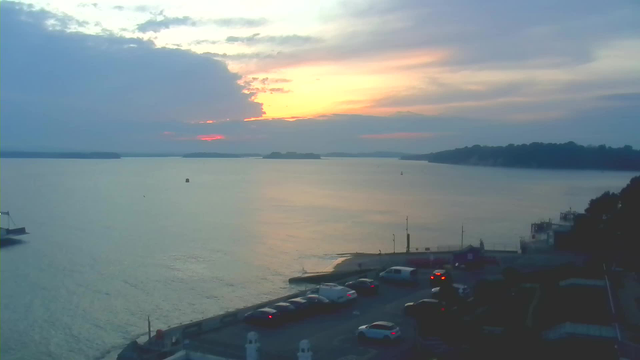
left=347, top=294, right=351, bottom=297
left=268, top=315, right=272, bottom=318
left=441, top=308, right=445, bottom=311
left=435, top=273, right=441, bottom=276
left=430, top=276, right=434, bottom=279
left=441, top=276, right=446, bottom=280
left=370, top=285, right=375, bottom=288
left=391, top=332, right=396, bottom=335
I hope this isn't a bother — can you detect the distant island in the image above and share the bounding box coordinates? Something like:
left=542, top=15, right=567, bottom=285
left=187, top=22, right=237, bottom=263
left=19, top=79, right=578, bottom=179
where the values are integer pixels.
left=263, top=152, right=321, bottom=159
left=401, top=142, right=640, bottom=171
left=183, top=152, right=262, bottom=158
left=1, top=151, right=121, bottom=159
left=323, top=151, right=410, bottom=158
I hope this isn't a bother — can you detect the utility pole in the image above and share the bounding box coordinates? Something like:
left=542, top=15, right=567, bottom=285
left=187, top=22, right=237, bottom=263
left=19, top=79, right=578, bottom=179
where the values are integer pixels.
left=393, top=234, right=396, bottom=253
left=147, top=316, right=151, bottom=341
left=460, top=224, right=464, bottom=249
left=406, top=216, right=411, bottom=253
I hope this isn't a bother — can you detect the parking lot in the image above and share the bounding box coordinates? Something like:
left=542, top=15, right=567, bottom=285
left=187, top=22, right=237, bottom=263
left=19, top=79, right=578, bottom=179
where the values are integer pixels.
left=192, top=268, right=496, bottom=359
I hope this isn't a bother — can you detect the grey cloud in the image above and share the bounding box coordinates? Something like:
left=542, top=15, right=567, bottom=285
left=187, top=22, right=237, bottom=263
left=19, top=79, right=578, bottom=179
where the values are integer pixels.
left=374, top=81, right=534, bottom=108
left=190, top=39, right=219, bottom=46
left=113, top=5, right=155, bottom=13
left=78, top=3, right=98, bottom=9
left=137, top=16, right=267, bottom=33
left=226, top=33, right=261, bottom=43
left=212, top=17, right=268, bottom=28
left=225, top=33, right=320, bottom=46
left=137, top=16, right=197, bottom=33
left=165, top=100, right=639, bottom=154
left=239, top=77, right=293, bottom=94
left=203, top=51, right=278, bottom=60
left=268, top=88, right=290, bottom=93
left=12, top=2, right=89, bottom=31
left=248, top=0, right=639, bottom=72
left=270, top=78, right=292, bottom=83
left=597, top=93, right=640, bottom=105
left=0, top=1, right=263, bottom=152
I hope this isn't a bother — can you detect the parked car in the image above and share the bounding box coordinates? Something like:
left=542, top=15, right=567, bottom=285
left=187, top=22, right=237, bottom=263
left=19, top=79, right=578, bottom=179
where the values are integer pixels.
left=430, top=269, right=452, bottom=288
left=431, top=284, right=473, bottom=304
left=268, top=302, right=300, bottom=321
left=243, top=308, right=282, bottom=326
left=307, top=283, right=358, bottom=303
left=404, top=299, right=448, bottom=318
left=301, top=294, right=333, bottom=313
left=345, top=278, right=379, bottom=295
left=286, top=297, right=311, bottom=314
left=356, top=321, right=401, bottom=341
left=379, top=266, right=418, bottom=284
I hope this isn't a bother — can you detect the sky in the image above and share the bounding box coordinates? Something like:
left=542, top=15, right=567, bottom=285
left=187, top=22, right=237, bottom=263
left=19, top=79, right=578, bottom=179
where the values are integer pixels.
left=1, top=0, right=639, bottom=153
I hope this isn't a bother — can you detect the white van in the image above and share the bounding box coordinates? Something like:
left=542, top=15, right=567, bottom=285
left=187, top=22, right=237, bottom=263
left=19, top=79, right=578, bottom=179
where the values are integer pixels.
left=379, top=266, right=419, bottom=284
left=307, top=283, right=358, bottom=303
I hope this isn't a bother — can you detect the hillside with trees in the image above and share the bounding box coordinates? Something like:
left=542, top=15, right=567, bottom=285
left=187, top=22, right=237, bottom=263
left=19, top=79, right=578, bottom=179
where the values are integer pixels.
left=569, top=176, right=640, bottom=269
left=401, top=142, right=640, bottom=171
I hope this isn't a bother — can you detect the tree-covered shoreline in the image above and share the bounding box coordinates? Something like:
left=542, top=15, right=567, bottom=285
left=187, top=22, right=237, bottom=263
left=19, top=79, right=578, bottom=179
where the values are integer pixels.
left=401, top=142, right=640, bottom=171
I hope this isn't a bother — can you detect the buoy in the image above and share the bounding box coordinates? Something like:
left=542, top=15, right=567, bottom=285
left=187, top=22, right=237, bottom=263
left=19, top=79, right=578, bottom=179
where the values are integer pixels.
left=185, top=178, right=190, bottom=183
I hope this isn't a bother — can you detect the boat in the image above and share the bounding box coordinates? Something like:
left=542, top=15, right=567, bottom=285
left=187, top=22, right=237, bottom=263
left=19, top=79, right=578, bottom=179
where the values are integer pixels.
left=1, top=211, right=29, bottom=240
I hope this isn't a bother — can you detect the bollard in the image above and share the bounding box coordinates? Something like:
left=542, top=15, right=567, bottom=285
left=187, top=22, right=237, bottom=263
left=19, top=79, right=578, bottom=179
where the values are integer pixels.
left=246, top=332, right=259, bottom=360
left=297, top=339, right=312, bottom=360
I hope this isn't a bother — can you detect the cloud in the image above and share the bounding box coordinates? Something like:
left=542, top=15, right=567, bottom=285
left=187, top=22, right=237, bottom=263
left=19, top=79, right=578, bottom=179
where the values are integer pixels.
left=226, top=33, right=260, bottom=43
left=0, top=1, right=262, bottom=151
left=225, top=33, right=320, bottom=46
left=359, top=132, right=442, bottom=139
left=196, top=134, right=225, bottom=141
left=137, top=16, right=197, bottom=32
left=270, top=78, right=292, bottom=84
left=137, top=16, right=267, bottom=33
left=190, top=39, right=219, bottom=46
left=78, top=3, right=98, bottom=9
left=204, top=52, right=278, bottom=61
left=268, top=88, right=290, bottom=94
left=239, top=77, right=292, bottom=95
left=597, top=92, right=640, bottom=105
left=113, top=5, right=155, bottom=13
left=211, top=17, right=268, bottom=28
left=233, top=0, right=639, bottom=80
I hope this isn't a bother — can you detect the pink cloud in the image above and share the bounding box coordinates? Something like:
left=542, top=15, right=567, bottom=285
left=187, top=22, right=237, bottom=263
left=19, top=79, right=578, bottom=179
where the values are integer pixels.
left=359, top=132, right=439, bottom=139
left=197, top=134, right=225, bottom=141
left=162, top=131, right=175, bottom=135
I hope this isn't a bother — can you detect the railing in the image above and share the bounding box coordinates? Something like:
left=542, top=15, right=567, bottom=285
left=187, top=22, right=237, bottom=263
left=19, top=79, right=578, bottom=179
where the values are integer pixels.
left=430, top=243, right=519, bottom=252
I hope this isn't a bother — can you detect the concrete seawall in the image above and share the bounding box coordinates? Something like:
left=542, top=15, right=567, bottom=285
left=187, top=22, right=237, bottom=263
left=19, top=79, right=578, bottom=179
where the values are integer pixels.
left=129, top=268, right=383, bottom=359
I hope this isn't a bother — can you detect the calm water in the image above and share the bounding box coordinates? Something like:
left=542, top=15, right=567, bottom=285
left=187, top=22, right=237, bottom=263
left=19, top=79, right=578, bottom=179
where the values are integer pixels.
left=0, top=158, right=636, bottom=359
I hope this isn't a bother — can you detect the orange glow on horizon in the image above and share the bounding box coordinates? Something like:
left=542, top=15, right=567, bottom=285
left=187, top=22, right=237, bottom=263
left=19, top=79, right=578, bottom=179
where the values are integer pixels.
left=197, top=134, right=225, bottom=141
left=238, top=49, right=449, bottom=120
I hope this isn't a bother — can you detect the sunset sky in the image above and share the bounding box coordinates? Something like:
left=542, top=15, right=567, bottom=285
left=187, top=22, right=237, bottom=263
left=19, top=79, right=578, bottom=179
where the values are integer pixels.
left=1, top=0, right=639, bottom=153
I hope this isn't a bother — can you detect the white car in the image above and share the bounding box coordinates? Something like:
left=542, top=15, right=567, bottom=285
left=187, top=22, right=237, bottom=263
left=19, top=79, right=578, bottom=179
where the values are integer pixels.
left=356, top=321, right=401, bottom=341
left=307, top=283, right=358, bottom=303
